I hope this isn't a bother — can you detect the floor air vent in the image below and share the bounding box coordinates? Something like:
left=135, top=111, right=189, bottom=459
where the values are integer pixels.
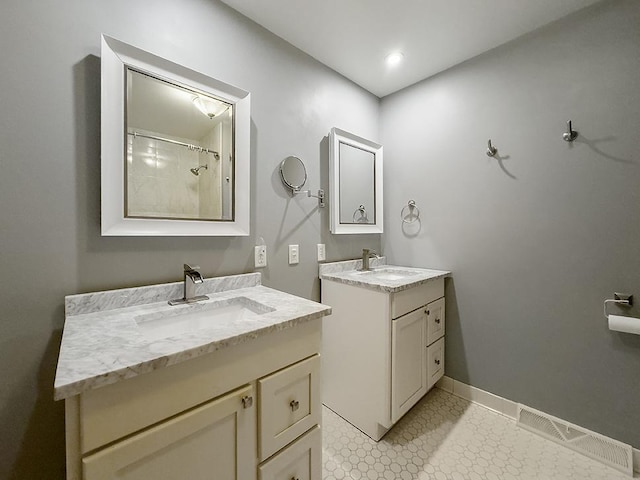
left=517, top=405, right=633, bottom=476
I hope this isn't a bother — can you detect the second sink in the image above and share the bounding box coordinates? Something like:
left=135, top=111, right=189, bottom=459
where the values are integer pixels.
left=358, top=268, right=421, bottom=282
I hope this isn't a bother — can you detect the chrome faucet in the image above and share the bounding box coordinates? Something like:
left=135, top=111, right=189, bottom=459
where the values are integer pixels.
left=360, top=248, right=380, bottom=271
left=169, top=264, right=209, bottom=305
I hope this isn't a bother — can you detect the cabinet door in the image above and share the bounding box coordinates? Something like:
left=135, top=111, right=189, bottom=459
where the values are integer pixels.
left=83, top=384, right=256, bottom=480
left=391, top=308, right=427, bottom=423
left=426, top=297, right=445, bottom=346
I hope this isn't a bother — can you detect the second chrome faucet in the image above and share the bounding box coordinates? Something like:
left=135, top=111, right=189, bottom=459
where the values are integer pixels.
left=169, top=264, right=209, bottom=305
left=360, top=248, right=380, bottom=271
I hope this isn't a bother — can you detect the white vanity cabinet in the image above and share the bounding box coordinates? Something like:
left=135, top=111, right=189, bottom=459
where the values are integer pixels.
left=322, top=277, right=445, bottom=441
left=391, top=295, right=446, bottom=423
left=64, top=319, right=322, bottom=480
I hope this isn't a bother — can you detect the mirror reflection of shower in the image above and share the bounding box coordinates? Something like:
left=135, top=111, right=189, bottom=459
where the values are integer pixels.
left=190, top=164, right=208, bottom=176
left=125, top=68, right=234, bottom=221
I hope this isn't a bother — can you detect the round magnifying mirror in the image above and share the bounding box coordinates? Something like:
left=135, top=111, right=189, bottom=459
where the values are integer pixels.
left=280, top=156, right=307, bottom=192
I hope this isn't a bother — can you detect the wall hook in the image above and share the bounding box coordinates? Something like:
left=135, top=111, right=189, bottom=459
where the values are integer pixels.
left=562, top=120, right=578, bottom=142
left=486, top=139, right=498, bottom=157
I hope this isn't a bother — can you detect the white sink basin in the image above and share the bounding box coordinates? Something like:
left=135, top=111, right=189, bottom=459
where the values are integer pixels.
left=357, top=268, right=421, bottom=282
left=135, top=297, right=275, bottom=341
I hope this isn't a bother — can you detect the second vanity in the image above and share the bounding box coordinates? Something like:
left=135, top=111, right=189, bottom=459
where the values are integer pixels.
left=320, top=258, right=450, bottom=441
left=55, top=272, right=331, bottom=480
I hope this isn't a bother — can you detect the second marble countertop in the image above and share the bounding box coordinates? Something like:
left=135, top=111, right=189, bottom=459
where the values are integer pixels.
left=320, top=262, right=450, bottom=293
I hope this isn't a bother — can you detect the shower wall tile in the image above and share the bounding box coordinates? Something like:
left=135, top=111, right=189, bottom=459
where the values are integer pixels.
left=127, top=130, right=200, bottom=218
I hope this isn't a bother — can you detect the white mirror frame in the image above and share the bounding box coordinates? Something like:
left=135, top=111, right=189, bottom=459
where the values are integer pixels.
left=329, top=127, right=383, bottom=234
left=101, top=35, right=251, bottom=236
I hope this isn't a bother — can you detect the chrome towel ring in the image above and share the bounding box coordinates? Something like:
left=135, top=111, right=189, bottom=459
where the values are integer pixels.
left=353, top=205, right=368, bottom=223
left=401, top=200, right=420, bottom=224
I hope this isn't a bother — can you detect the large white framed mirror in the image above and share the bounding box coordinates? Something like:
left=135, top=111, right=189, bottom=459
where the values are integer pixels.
left=101, top=35, right=250, bottom=236
left=329, top=128, right=383, bottom=234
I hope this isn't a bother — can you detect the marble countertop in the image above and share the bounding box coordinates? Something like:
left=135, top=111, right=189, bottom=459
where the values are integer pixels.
left=320, top=259, right=450, bottom=293
left=54, top=274, right=331, bottom=400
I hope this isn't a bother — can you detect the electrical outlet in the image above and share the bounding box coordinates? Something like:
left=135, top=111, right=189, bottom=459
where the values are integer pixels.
left=288, top=244, right=299, bottom=265
left=317, top=243, right=326, bottom=262
left=254, top=245, right=267, bottom=268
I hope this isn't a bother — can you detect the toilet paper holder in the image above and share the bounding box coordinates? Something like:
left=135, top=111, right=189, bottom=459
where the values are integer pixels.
left=603, top=292, right=633, bottom=318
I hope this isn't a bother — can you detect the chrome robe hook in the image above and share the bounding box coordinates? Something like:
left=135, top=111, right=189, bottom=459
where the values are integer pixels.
left=562, top=120, right=578, bottom=142
left=486, top=139, right=498, bottom=157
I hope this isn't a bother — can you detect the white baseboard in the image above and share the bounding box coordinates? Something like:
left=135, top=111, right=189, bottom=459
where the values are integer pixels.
left=436, top=375, right=517, bottom=420
left=436, top=376, right=639, bottom=475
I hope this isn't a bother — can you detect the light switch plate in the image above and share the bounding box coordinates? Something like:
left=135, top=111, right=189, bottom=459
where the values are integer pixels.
left=317, top=243, right=326, bottom=262
left=254, top=245, right=267, bottom=268
left=288, top=244, right=299, bottom=265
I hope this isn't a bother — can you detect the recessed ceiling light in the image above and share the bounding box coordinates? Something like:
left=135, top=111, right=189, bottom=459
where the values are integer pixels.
left=385, top=52, right=404, bottom=67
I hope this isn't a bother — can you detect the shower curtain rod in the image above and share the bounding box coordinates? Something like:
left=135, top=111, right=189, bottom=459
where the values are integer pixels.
left=128, top=131, right=220, bottom=158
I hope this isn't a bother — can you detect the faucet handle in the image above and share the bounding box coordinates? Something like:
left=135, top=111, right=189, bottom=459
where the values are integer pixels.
left=183, top=263, right=200, bottom=272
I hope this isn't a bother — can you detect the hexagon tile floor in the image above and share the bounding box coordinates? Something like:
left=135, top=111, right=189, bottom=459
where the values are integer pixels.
left=322, top=388, right=635, bottom=480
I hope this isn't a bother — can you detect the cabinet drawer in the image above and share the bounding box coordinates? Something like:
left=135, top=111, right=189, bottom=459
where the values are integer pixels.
left=258, top=426, right=321, bottom=480
left=427, top=337, right=445, bottom=389
left=426, top=297, right=445, bottom=346
left=258, top=355, right=321, bottom=461
left=391, top=278, right=444, bottom=319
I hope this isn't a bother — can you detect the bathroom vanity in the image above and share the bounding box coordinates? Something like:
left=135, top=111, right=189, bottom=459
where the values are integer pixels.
left=54, top=273, right=330, bottom=480
left=320, top=259, right=449, bottom=441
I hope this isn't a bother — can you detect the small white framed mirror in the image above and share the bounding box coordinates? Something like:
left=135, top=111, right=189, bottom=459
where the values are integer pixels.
left=329, top=128, right=383, bottom=234
left=101, top=35, right=251, bottom=236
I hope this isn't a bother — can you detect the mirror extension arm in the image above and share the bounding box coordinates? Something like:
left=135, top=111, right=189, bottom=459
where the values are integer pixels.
left=293, top=188, right=325, bottom=208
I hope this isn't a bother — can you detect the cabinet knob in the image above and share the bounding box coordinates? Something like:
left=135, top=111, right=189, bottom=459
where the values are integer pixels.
left=241, top=395, right=253, bottom=409
left=435, top=359, right=441, bottom=366
left=425, top=309, right=430, bottom=315
left=291, top=477, right=300, bottom=480
left=435, top=317, right=441, bottom=324
left=290, top=399, right=300, bottom=412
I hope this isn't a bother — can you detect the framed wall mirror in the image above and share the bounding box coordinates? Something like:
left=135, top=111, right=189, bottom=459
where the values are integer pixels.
left=101, top=35, right=250, bottom=236
left=329, top=127, right=383, bottom=234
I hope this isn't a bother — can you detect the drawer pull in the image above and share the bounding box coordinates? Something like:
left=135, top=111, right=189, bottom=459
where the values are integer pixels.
left=241, top=395, right=253, bottom=409
left=290, top=399, right=300, bottom=412
left=434, top=359, right=441, bottom=366
left=291, top=477, right=300, bottom=480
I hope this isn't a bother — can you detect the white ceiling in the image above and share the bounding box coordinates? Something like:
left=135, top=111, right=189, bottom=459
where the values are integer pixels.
left=220, top=0, right=602, bottom=97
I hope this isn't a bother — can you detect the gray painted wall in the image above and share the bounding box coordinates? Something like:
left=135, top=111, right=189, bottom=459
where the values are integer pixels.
left=0, top=1, right=380, bottom=478
left=381, top=0, right=640, bottom=447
